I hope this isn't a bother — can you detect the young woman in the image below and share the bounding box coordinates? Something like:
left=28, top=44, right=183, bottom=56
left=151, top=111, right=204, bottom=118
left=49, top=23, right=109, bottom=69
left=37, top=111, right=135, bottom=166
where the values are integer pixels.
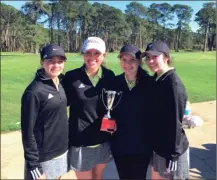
left=107, top=44, right=153, bottom=179
left=21, top=44, right=68, bottom=179
left=143, top=41, right=190, bottom=180
left=62, top=37, right=115, bottom=179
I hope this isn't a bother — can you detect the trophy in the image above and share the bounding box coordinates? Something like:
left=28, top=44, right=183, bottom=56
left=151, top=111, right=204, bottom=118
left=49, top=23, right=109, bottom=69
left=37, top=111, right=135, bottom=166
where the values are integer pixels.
left=100, top=88, right=122, bottom=132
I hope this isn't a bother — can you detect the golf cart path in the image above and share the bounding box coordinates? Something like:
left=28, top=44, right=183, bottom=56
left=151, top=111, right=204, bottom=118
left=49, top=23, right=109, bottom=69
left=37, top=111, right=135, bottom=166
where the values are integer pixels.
left=1, top=101, right=216, bottom=179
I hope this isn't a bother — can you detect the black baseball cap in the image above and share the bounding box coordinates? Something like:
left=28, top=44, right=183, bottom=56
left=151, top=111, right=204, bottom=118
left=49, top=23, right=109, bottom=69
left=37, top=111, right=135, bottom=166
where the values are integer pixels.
left=40, top=44, right=67, bottom=60
left=143, top=41, right=170, bottom=57
left=118, top=44, right=141, bottom=59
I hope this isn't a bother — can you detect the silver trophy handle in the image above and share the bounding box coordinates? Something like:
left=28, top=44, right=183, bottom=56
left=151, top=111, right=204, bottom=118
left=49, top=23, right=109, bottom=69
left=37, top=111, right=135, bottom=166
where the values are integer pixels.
left=111, top=92, right=122, bottom=110
left=102, top=88, right=122, bottom=119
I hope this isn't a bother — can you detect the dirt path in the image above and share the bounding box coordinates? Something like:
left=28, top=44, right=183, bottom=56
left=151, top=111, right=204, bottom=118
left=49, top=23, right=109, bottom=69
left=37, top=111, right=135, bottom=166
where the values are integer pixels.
left=185, top=101, right=216, bottom=179
left=1, top=101, right=216, bottom=179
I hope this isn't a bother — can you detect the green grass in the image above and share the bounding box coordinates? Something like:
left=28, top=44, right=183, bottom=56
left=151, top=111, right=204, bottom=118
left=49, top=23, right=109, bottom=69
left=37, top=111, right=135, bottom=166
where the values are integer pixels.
left=1, top=51, right=216, bottom=132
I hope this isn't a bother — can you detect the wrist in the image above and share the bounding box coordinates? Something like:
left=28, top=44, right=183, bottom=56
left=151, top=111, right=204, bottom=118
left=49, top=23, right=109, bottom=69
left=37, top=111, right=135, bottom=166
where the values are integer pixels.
left=30, top=167, right=43, bottom=179
left=166, top=159, right=178, bottom=171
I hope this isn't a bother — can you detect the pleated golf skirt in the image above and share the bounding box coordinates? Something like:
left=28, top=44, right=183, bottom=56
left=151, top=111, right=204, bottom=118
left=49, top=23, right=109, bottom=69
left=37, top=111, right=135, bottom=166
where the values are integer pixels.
left=24, top=150, right=68, bottom=180
left=151, top=148, right=190, bottom=179
left=68, top=141, right=113, bottom=172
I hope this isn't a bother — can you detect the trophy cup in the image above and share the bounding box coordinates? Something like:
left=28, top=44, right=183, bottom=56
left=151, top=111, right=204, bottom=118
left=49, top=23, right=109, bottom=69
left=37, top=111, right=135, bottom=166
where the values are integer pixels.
left=100, top=88, right=122, bottom=132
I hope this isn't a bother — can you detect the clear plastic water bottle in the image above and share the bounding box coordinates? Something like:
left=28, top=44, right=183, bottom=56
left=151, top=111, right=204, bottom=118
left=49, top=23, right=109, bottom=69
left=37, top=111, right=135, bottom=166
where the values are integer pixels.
left=183, top=101, right=192, bottom=128
left=184, top=101, right=191, bottom=120
left=183, top=101, right=204, bottom=129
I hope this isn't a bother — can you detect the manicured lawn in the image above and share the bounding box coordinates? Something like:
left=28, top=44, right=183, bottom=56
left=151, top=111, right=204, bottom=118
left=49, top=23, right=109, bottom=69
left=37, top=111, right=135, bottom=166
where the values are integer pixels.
left=1, top=51, right=216, bottom=132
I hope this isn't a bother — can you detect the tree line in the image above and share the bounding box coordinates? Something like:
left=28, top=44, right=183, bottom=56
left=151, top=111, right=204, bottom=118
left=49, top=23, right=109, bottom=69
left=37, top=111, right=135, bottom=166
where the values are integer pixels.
left=0, top=1, right=216, bottom=53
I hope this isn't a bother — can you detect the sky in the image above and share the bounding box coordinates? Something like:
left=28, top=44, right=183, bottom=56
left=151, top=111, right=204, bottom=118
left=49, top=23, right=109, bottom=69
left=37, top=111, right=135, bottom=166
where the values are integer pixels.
left=2, top=0, right=215, bottom=32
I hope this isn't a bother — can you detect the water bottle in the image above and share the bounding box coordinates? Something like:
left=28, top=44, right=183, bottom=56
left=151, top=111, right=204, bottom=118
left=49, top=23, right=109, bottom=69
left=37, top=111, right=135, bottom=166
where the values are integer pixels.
left=183, top=101, right=192, bottom=128
left=184, top=101, right=191, bottom=119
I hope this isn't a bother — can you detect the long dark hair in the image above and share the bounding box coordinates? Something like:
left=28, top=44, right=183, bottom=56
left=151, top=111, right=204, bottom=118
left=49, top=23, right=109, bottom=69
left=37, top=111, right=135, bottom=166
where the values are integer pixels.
left=135, top=54, right=149, bottom=84
left=136, top=65, right=149, bottom=84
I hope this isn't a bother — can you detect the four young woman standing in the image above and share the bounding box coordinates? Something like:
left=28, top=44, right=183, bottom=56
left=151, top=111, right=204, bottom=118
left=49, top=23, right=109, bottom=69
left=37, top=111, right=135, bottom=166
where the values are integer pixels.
left=21, top=39, right=190, bottom=180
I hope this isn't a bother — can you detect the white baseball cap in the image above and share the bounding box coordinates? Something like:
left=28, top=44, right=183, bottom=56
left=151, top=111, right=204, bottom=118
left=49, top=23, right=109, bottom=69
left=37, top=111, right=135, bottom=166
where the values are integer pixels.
left=82, top=37, right=106, bottom=54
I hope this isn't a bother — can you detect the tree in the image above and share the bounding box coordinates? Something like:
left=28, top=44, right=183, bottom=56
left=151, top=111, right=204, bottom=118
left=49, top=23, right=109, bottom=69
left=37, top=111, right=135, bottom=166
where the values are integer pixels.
left=21, top=0, right=47, bottom=53
left=173, top=4, right=193, bottom=52
left=0, top=3, right=19, bottom=51
left=0, top=1, right=214, bottom=52
left=153, top=3, right=174, bottom=40
left=77, top=2, right=96, bottom=51
left=21, top=0, right=47, bottom=24
left=92, top=3, right=131, bottom=51
left=147, top=3, right=162, bottom=41
left=125, top=2, right=149, bottom=48
left=195, top=2, right=216, bottom=51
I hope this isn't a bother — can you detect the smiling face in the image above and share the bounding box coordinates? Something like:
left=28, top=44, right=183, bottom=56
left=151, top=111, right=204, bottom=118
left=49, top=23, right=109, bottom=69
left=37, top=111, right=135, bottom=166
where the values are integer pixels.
left=119, top=53, right=140, bottom=77
left=145, top=53, right=168, bottom=73
left=83, top=49, right=105, bottom=71
left=41, top=55, right=65, bottom=79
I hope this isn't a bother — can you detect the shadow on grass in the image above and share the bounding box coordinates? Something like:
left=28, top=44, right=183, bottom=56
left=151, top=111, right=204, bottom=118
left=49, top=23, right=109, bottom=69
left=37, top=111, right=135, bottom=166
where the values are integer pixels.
left=184, top=49, right=202, bottom=52
left=190, top=143, right=216, bottom=179
left=1, top=54, right=25, bottom=57
left=1, top=52, right=37, bottom=56
left=1, top=54, right=36, bottom=60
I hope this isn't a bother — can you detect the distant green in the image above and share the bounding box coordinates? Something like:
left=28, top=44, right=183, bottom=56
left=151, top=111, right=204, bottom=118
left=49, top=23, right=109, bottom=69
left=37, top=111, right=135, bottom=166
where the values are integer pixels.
left=1, top=51, right=216, bottom=132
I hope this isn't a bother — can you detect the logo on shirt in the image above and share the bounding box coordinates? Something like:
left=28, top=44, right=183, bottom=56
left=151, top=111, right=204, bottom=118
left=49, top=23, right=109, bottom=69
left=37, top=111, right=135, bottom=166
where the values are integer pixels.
left=53, top=48, right=58, bottom=51
left=78, top=83, right=85, bottom=88
left=48, top=93, right=54, bottom=99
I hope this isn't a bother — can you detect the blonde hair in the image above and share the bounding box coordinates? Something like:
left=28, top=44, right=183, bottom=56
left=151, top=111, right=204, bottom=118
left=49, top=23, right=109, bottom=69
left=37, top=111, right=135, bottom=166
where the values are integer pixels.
left=163, top=54, right=172, bottom=65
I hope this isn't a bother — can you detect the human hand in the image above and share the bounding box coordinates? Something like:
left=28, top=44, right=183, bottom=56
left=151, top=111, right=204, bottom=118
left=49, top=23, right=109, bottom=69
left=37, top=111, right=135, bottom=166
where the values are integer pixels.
left=36, top=173, right=46, bottom=179
left=107, top=123, right=117, bottom=134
